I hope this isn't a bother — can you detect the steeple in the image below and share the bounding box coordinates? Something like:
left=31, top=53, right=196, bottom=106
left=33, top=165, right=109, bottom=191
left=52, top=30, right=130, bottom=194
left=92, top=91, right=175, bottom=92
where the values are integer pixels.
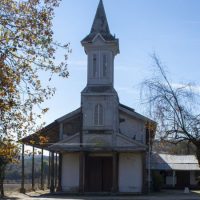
left=90, top=0, right=110, bottom=35
left=82, top=0, right=116, bottom=43
left=81, top=0, right=119, bottom=88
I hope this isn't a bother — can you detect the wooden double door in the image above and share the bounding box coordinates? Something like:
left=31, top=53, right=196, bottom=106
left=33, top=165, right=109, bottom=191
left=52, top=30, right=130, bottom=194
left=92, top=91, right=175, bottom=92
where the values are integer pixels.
left=85, top=156, right=113, bottom=192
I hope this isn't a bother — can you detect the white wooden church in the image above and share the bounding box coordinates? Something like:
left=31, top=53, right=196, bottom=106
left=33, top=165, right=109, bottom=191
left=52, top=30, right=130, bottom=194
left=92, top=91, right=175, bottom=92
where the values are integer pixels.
left=22, top=0, right=156, bottom=194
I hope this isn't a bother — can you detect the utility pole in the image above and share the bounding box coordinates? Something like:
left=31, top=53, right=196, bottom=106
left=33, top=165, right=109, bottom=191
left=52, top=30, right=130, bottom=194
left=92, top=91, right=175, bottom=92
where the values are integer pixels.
left=148, top=122, right=151, bottom=193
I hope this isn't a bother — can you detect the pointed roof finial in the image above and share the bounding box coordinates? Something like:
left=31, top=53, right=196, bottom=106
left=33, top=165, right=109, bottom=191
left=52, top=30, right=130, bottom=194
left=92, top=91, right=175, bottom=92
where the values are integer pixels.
left=90, top=0, right=110, bottom=35
left=82, top=0, right=116, bottom=43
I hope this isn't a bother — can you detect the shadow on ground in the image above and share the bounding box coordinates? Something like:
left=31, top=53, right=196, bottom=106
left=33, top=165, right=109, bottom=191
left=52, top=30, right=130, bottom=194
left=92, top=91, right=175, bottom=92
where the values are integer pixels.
left=2, top=197, right=20, bottom=200
left=4, top=190, right=200, bottom=200
left=25, top=193, right=143, bottom=200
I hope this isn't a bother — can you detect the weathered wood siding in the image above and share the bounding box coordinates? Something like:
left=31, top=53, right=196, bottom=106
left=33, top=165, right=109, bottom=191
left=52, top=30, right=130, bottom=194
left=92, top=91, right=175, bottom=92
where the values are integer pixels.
left=118, top=153, right=142, bottom=193
left=62, top=153, right=79, bottom=192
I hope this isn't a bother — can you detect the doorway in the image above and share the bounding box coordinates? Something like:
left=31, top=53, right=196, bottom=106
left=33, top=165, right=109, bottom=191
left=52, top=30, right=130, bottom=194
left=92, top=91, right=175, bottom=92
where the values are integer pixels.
left=176, top=171, right=190, bottom=189
left=85, top=156, right=113, bottom=192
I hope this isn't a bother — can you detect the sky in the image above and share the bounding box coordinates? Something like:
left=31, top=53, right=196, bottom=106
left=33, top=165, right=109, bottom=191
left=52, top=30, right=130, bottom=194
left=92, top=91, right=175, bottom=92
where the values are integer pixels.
left=40, top=0, right=200, bottom=125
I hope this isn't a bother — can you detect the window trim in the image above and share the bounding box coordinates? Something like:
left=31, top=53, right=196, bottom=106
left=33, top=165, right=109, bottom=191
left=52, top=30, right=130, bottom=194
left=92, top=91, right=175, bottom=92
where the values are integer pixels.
left=102, top=54, right=108, bottom=77
left=94, top=104, right=104, bottom=126
left=92, top=53, right=97, bottom=78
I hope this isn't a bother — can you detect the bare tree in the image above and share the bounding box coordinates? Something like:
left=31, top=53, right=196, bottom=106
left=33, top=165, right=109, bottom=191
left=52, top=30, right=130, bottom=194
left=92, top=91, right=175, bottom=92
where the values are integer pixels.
left=141, top=54, right=200, bottom=165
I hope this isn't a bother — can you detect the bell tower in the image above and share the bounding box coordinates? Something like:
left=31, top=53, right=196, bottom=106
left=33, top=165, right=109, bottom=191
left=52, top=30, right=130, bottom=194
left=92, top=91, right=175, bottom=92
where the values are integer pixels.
left=81, top=0, right=120, bottom=136
left=81, top=0, right=119, bottom=87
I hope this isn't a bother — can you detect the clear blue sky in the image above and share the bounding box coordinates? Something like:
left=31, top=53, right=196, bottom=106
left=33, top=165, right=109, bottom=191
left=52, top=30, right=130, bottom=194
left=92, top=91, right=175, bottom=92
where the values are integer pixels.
left=41, top=0, right=200, bottom=125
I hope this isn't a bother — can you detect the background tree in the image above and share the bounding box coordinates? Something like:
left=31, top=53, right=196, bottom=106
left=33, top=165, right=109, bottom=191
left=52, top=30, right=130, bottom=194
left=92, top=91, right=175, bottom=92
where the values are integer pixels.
left=0, top=0, right=70, bottom=139
left=141, top=54, right=200, bottom=165
left=0, top=0, right=70, bottom=196
left=0, top=138, right=19, bottom=197
left=153, top=139, right=196, bottom=155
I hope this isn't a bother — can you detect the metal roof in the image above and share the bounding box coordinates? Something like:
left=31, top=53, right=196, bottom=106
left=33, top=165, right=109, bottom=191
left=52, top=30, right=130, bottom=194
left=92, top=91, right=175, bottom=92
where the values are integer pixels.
left=150, top=153, right=200, bottom=171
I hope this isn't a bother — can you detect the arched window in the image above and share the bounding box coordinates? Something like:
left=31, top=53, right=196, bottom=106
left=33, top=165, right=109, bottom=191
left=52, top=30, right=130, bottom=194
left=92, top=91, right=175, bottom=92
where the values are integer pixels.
left=94, top=104, right=103, bottom=125
left=102, top=54, right=108, bottom=77
left=93, top=54, right=97, bottom=78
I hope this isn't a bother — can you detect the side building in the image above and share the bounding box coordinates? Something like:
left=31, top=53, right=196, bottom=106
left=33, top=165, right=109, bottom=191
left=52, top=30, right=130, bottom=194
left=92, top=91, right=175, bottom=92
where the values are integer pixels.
left=151, top=153, right=200, bottom=189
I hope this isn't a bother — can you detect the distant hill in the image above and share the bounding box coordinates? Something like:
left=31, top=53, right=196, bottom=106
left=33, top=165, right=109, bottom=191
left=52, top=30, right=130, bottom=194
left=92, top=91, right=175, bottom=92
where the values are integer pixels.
left=5, top=156, right=49, bottom=181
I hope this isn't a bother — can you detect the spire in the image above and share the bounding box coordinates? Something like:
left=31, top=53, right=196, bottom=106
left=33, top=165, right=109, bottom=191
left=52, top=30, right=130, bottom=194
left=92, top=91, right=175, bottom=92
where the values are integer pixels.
left=82, top=0, right=116, bottom=43
left=90, top=0, right=110, bottom=35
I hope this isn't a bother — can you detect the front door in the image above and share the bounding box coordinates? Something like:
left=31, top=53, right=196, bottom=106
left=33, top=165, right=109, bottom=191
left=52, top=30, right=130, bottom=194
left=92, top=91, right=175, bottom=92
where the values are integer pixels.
left=85, top=156, right=113, bottom=192
left=176, top=171, right=190, bottom=188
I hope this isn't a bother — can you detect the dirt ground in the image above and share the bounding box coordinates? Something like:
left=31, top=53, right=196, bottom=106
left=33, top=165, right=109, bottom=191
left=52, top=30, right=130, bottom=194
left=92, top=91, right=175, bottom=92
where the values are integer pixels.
left=3, top=190, right=200, bottom=200
left=4, top=183, right=47, bottom=192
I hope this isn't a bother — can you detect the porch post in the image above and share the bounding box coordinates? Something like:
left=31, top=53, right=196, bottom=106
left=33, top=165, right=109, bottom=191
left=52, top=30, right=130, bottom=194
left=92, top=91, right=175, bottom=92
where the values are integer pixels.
left=79, top=108, right=84, bottom=193
left=47, top=151, right=51, bottom=189
left=20, top=144, right=26, bottom=193
left=50, top=151, right=55, bottom=193
left=57, top=153, right=62, bottom=191
left=41, top=148, right=44, bottom=190
left=31, top=146, right=35, bottom=191
left=112, top=152, right=118, bottom=193
left=172, top=171, right=176, bottom=188
left=55, top=153, right=58, bottom=188
left=79, top=151, right=85, bottom=193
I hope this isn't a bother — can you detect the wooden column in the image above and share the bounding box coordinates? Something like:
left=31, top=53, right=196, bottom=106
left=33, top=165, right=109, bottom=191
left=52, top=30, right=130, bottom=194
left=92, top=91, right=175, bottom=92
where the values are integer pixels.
left=79, top=107, right=84, bottom=193
left=20, top=144, right=26, bottom=193
left=50, top=152, right=55, bottom=193
left=59, top=123, right=63, bottom=140
left=79, top=152, right=85, bottom=193
left=172, top=171, right=176, bottom=188
left=57, top=153, right=62, bottom=191
left=112, top=152, right=118, bottom=193
left=142, top=152, right=147, bottom=193
left=47, top=151, right=51, bottom=189
left=41, top=148, right=44, bottom=190
left=55, top=153, right=58, bottom=189
left=31, top=146, right=35, bottom=191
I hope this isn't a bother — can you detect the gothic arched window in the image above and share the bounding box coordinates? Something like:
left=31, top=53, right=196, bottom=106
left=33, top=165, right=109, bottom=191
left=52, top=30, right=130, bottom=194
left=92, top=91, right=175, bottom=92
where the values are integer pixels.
left=94, top=104, right=103, bottom=125
left=93, top=54, right=97, bottom=78
left=102, top=54, right=108, bottom=77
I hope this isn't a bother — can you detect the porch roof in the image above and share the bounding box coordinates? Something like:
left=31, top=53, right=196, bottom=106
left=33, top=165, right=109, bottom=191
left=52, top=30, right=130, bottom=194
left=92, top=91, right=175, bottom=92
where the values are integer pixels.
left=20, top=107, right=81, bottom=150
left=20, top=121, right=60, bottom=150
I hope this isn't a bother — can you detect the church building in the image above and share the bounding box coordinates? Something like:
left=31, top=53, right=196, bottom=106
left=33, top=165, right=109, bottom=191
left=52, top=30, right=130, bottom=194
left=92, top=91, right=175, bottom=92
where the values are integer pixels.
left=22, top=0, right=156, bottom=194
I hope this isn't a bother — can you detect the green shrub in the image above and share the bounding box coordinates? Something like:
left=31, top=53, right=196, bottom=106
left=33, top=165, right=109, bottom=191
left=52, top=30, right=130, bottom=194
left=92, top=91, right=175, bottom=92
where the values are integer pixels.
left=152, top=171, right=164, bottom=192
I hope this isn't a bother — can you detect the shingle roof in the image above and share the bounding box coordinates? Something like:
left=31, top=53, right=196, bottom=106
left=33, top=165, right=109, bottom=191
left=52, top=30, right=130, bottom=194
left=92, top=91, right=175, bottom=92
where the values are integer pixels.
left=82, top=0, right=116, bottom=43
left=82, top=86, right=116, bottom=93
